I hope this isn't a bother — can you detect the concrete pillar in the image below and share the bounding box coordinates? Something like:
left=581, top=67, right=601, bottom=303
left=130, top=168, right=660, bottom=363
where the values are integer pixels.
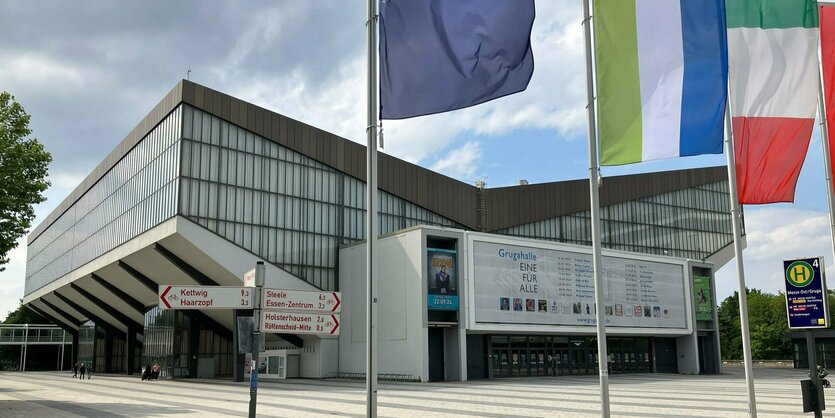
left=126, top=328, right=137, bottom=375
left=104, top=326, right=114, bottom=373
left=72, top=332, right=79, bottom=367
left=189, top=315, right=199, bottom=378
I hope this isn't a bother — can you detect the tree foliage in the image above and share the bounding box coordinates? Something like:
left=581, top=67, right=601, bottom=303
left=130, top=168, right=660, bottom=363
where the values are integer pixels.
left=717, top=288, right=813, bottom=360
left=718, top=291, right=742, bottom=360
left=2, top=300, right=47, bottom=324
left=0, top=92, right=51, bottom=271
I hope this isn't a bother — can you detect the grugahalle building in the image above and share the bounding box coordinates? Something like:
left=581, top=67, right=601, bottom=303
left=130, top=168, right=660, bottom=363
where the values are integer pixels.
left=22, top=80, right=739, bottom=381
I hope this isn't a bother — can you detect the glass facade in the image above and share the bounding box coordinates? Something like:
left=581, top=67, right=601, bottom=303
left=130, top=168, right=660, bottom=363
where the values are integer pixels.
left=141, top=306, right=233, bottom=378
left=25, top=108, right=182, bottom=294
left=77, top=321, right=95, bottom=365
left=178, top=105, right=462, bottom=290
left=495, top=181, right=739, bottom=260
left=25, top=100, right=735, bottom=297
left=794, top=339, right=835, bottom=369
left=143, top=307, right=176, bottom=378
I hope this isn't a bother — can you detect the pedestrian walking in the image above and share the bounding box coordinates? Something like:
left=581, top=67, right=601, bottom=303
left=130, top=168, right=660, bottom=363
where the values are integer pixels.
left=72, top=362, right=78, bottom=378
left=79, top=363, right=86, bottom=380
left=87, top=363, right=93, bottom=380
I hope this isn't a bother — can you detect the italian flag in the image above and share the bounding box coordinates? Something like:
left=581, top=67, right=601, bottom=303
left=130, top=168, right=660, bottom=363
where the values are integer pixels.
left=728, top=0, right=819, bottom=204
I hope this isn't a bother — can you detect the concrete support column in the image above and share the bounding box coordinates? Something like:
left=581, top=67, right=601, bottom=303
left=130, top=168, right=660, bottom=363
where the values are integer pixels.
left=189, top=314, right=199, bottom=378
left=105, top=327, right=114, bottom=373
left=126, top=329, right=137, bottom=375
left=72, top=332, right=79, bottom=367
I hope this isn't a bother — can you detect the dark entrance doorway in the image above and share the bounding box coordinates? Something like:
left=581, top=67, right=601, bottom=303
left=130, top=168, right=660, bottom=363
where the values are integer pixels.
left=698, top=335, right=719, bottom=374
left=428, top=328, right=445, bottom=381
left=654, top=337, right=678, bottom=373
left=466, top=335, right=488, bottom=379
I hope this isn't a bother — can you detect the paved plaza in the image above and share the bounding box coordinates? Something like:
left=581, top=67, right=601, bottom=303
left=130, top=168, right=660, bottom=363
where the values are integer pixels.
left=0, top=367, right=819, bottom=417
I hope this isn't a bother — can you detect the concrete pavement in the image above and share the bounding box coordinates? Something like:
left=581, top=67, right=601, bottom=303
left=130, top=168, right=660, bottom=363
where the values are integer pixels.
left=0, top=367, right=818, bottom=417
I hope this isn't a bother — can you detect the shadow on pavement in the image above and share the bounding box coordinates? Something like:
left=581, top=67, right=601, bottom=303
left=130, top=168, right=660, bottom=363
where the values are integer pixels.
left=0, top=400, right=194, bottom=417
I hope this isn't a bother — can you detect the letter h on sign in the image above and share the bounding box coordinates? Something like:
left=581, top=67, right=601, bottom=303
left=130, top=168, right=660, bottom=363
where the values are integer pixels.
left=792, top=266, right=808, bottom=282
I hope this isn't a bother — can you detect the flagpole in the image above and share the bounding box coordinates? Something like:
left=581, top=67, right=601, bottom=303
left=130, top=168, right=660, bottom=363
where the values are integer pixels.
left=816, top=59, right=835, bottom=278
left=580, top=1, right=610, bottom=416
left=365, top=0, right=379, bottom=416
left=723, top=100, right=758, bottom=418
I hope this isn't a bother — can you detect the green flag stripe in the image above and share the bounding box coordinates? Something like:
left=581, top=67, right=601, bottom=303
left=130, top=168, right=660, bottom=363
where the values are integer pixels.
left=726, top=0, right=818, bottom=29
left=594, top=0, right=642, bottom=165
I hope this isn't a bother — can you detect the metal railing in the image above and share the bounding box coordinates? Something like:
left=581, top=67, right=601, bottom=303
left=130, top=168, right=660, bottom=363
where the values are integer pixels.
left=0, top=324, right=71, bottom=345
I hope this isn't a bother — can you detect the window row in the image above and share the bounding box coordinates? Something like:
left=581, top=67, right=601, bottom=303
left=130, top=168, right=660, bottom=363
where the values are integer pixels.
left=25, top=179, right=178, bottom=294
left=29, top=108, right=181, bottom=259
left=181, top=140, right=342, bottom=205
left=26, top=108, right=182, bottom=295
left=183, top=105, right=327, bottom=169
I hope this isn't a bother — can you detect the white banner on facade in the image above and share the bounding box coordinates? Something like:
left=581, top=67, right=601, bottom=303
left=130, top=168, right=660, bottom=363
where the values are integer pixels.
left=472, top=240, right=687, bottom=329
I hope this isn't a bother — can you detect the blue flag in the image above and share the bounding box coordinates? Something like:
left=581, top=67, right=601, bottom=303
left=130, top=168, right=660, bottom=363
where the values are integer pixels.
left=379, top=0, right=535, bottom=120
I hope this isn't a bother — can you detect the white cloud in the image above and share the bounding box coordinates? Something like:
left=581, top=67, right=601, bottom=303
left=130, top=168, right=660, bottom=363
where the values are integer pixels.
left=714, top=206, right=835, bottom=302
left=0, top=238, right=27, bottom=321
left=430, top=141, right=483, bottom=181
left=49, top=171, right=86, bottom=191
left=0, top=52, right=107, bottom=94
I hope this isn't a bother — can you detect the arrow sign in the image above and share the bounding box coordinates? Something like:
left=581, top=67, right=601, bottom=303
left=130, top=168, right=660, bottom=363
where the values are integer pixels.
left=263, top=289, right=342, bottom=313
left=262, top=312, right=340, bottom=335
left=158, top=285, right=254, bottom=310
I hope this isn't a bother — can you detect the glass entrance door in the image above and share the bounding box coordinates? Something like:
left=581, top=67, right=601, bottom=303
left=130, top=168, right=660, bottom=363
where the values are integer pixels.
left=569, top=345, right=588, bottom=375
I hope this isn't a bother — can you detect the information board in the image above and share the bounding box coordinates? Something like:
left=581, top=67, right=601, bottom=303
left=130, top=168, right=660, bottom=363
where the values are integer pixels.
left=472, top=240, right=687, bottom=329
left=784, top=257, right=829, bottom=329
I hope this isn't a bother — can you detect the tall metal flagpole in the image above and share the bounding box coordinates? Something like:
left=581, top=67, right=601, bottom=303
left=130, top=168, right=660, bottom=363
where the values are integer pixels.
left=365, top=0, right=379, bottom=416
left=580, top=1, right=610, bottom=416
left=723, top=100, right=758, bottom=418
left=816, top=59, right=835, bottom=274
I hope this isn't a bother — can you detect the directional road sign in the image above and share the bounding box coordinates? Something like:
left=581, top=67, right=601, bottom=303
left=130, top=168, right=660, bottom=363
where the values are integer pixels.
left=159, top=285, right=254, bottom=310
left=262, top=311, right=340, bottom=335
left=784, top=257, right=829, bottom=329
left=263, top=289, right=341, bottom=313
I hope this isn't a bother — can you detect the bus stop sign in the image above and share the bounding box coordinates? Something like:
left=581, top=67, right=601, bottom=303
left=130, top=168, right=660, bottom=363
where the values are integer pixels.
left=784, top=257, right=829, bottom=329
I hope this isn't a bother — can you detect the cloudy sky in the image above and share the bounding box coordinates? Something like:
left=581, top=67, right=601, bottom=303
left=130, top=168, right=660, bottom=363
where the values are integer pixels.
left=1, top=1, right=834, bottom=320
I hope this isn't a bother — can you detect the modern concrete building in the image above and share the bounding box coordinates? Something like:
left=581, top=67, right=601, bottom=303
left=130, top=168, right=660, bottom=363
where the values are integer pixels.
left=22, top=80, right=738, bottom=380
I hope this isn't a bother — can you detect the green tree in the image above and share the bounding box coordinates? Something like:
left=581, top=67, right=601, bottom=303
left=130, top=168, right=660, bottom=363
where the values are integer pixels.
left=718, top=291, right=742, bottom=360
left=717, top=289, right=793, bottom=360
left=2, top=300, right=46, bottom=324
left=0, top=92, right=51, bottom=271
left=747, top=290, right=791, bottom=359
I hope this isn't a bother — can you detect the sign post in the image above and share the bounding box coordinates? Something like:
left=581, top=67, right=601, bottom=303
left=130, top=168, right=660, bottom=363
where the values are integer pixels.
left=249, top=262, right=265, bottom=418
left=159, top=286, right=253, bottom=310
left=262, top=289, right=341, bottom=313
left=260, top=289, right=342, bottom=336
left=784, top=256, right=829, bottom=418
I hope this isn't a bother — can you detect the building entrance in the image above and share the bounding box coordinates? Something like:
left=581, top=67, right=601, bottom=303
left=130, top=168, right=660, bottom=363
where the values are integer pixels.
left=488, top=335, right=654, bottom=378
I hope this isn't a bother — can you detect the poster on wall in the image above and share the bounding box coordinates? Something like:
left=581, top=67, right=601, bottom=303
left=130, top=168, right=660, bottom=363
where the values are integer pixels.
left=693, top=275, right=713, bottom=321
left=472, top=240, right=687, bottom=329
left=428, top=249, right=458, bottom=310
